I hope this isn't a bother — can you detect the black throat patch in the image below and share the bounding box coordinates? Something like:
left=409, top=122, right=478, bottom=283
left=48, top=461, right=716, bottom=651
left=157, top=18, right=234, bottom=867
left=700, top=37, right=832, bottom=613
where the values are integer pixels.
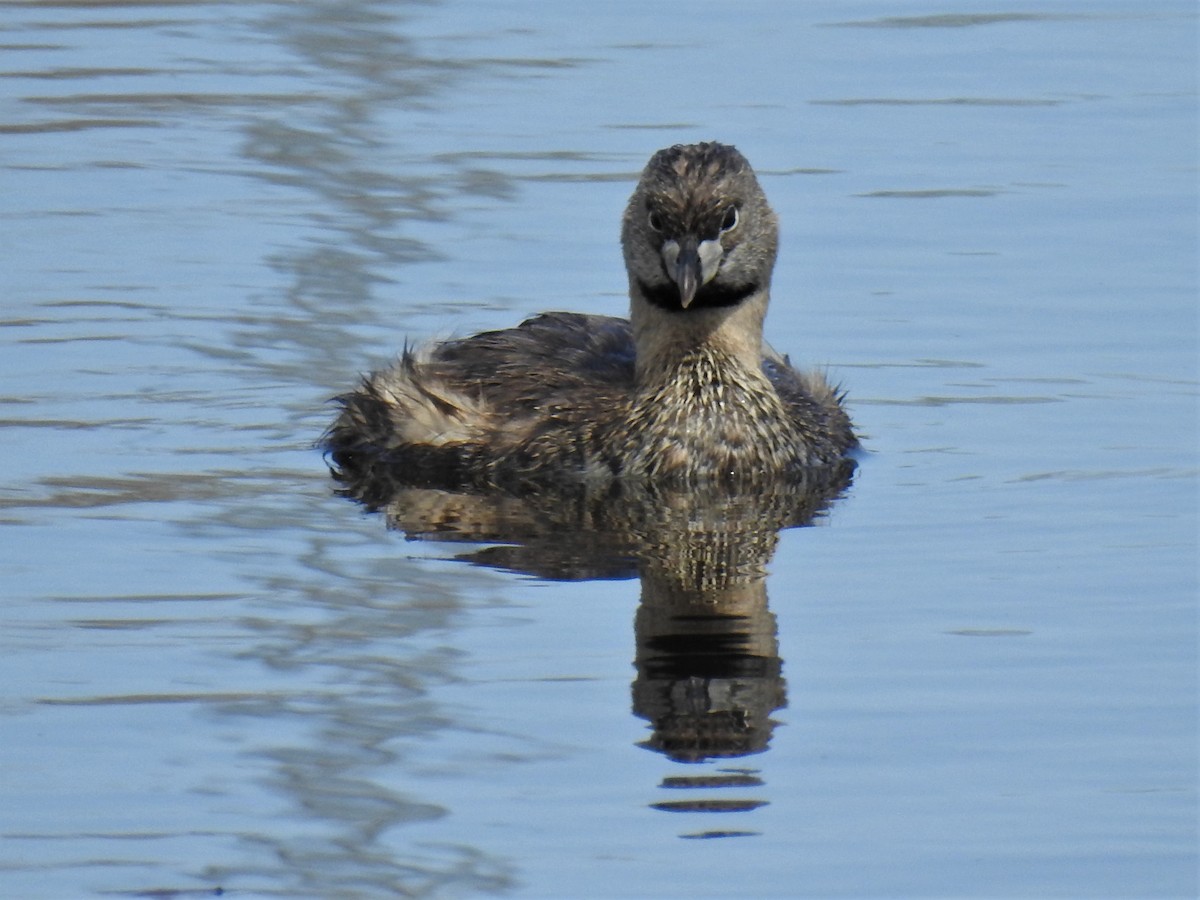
left=636, top=278, right=758, bottom=313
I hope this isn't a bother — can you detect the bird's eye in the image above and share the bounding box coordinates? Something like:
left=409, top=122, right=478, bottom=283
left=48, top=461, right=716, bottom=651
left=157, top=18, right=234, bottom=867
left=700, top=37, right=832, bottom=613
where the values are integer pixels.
left=720, top=206, right=739, bottom=233
left=647, top=211, right=664, bottom=233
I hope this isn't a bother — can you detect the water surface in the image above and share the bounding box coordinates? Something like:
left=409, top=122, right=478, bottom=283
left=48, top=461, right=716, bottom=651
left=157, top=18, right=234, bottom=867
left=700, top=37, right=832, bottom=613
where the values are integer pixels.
left=1, top=2, right=1196, bottom=897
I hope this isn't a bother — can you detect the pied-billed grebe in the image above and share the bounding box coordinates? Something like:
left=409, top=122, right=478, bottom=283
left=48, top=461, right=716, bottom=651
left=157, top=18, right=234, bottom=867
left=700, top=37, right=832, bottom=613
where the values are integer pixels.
left=323, top=142, right=856, bottom=489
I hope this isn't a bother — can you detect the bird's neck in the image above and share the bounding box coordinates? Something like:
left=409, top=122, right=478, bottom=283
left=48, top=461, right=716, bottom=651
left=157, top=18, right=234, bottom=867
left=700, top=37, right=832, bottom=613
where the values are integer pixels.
left=628, top=285, right=770, bottom=385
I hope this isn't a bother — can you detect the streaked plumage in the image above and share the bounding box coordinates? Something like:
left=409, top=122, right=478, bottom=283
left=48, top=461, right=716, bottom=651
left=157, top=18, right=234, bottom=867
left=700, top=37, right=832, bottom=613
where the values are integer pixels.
left=323, top=142, right=855, bottom=490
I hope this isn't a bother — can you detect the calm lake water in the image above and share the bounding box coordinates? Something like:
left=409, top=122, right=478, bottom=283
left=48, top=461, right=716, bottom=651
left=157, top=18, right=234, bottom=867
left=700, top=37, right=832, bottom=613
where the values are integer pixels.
left=2, top=1, right=1196, bottom=898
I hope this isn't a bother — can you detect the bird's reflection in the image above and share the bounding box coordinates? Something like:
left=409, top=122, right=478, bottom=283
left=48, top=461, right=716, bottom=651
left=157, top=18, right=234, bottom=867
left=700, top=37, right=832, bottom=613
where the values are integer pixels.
left=331, top=459, right=855, bottom=833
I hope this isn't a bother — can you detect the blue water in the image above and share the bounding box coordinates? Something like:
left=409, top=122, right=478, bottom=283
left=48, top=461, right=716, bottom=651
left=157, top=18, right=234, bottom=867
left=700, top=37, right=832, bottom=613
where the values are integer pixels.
left=1, top=2, right=1196, bottom=897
